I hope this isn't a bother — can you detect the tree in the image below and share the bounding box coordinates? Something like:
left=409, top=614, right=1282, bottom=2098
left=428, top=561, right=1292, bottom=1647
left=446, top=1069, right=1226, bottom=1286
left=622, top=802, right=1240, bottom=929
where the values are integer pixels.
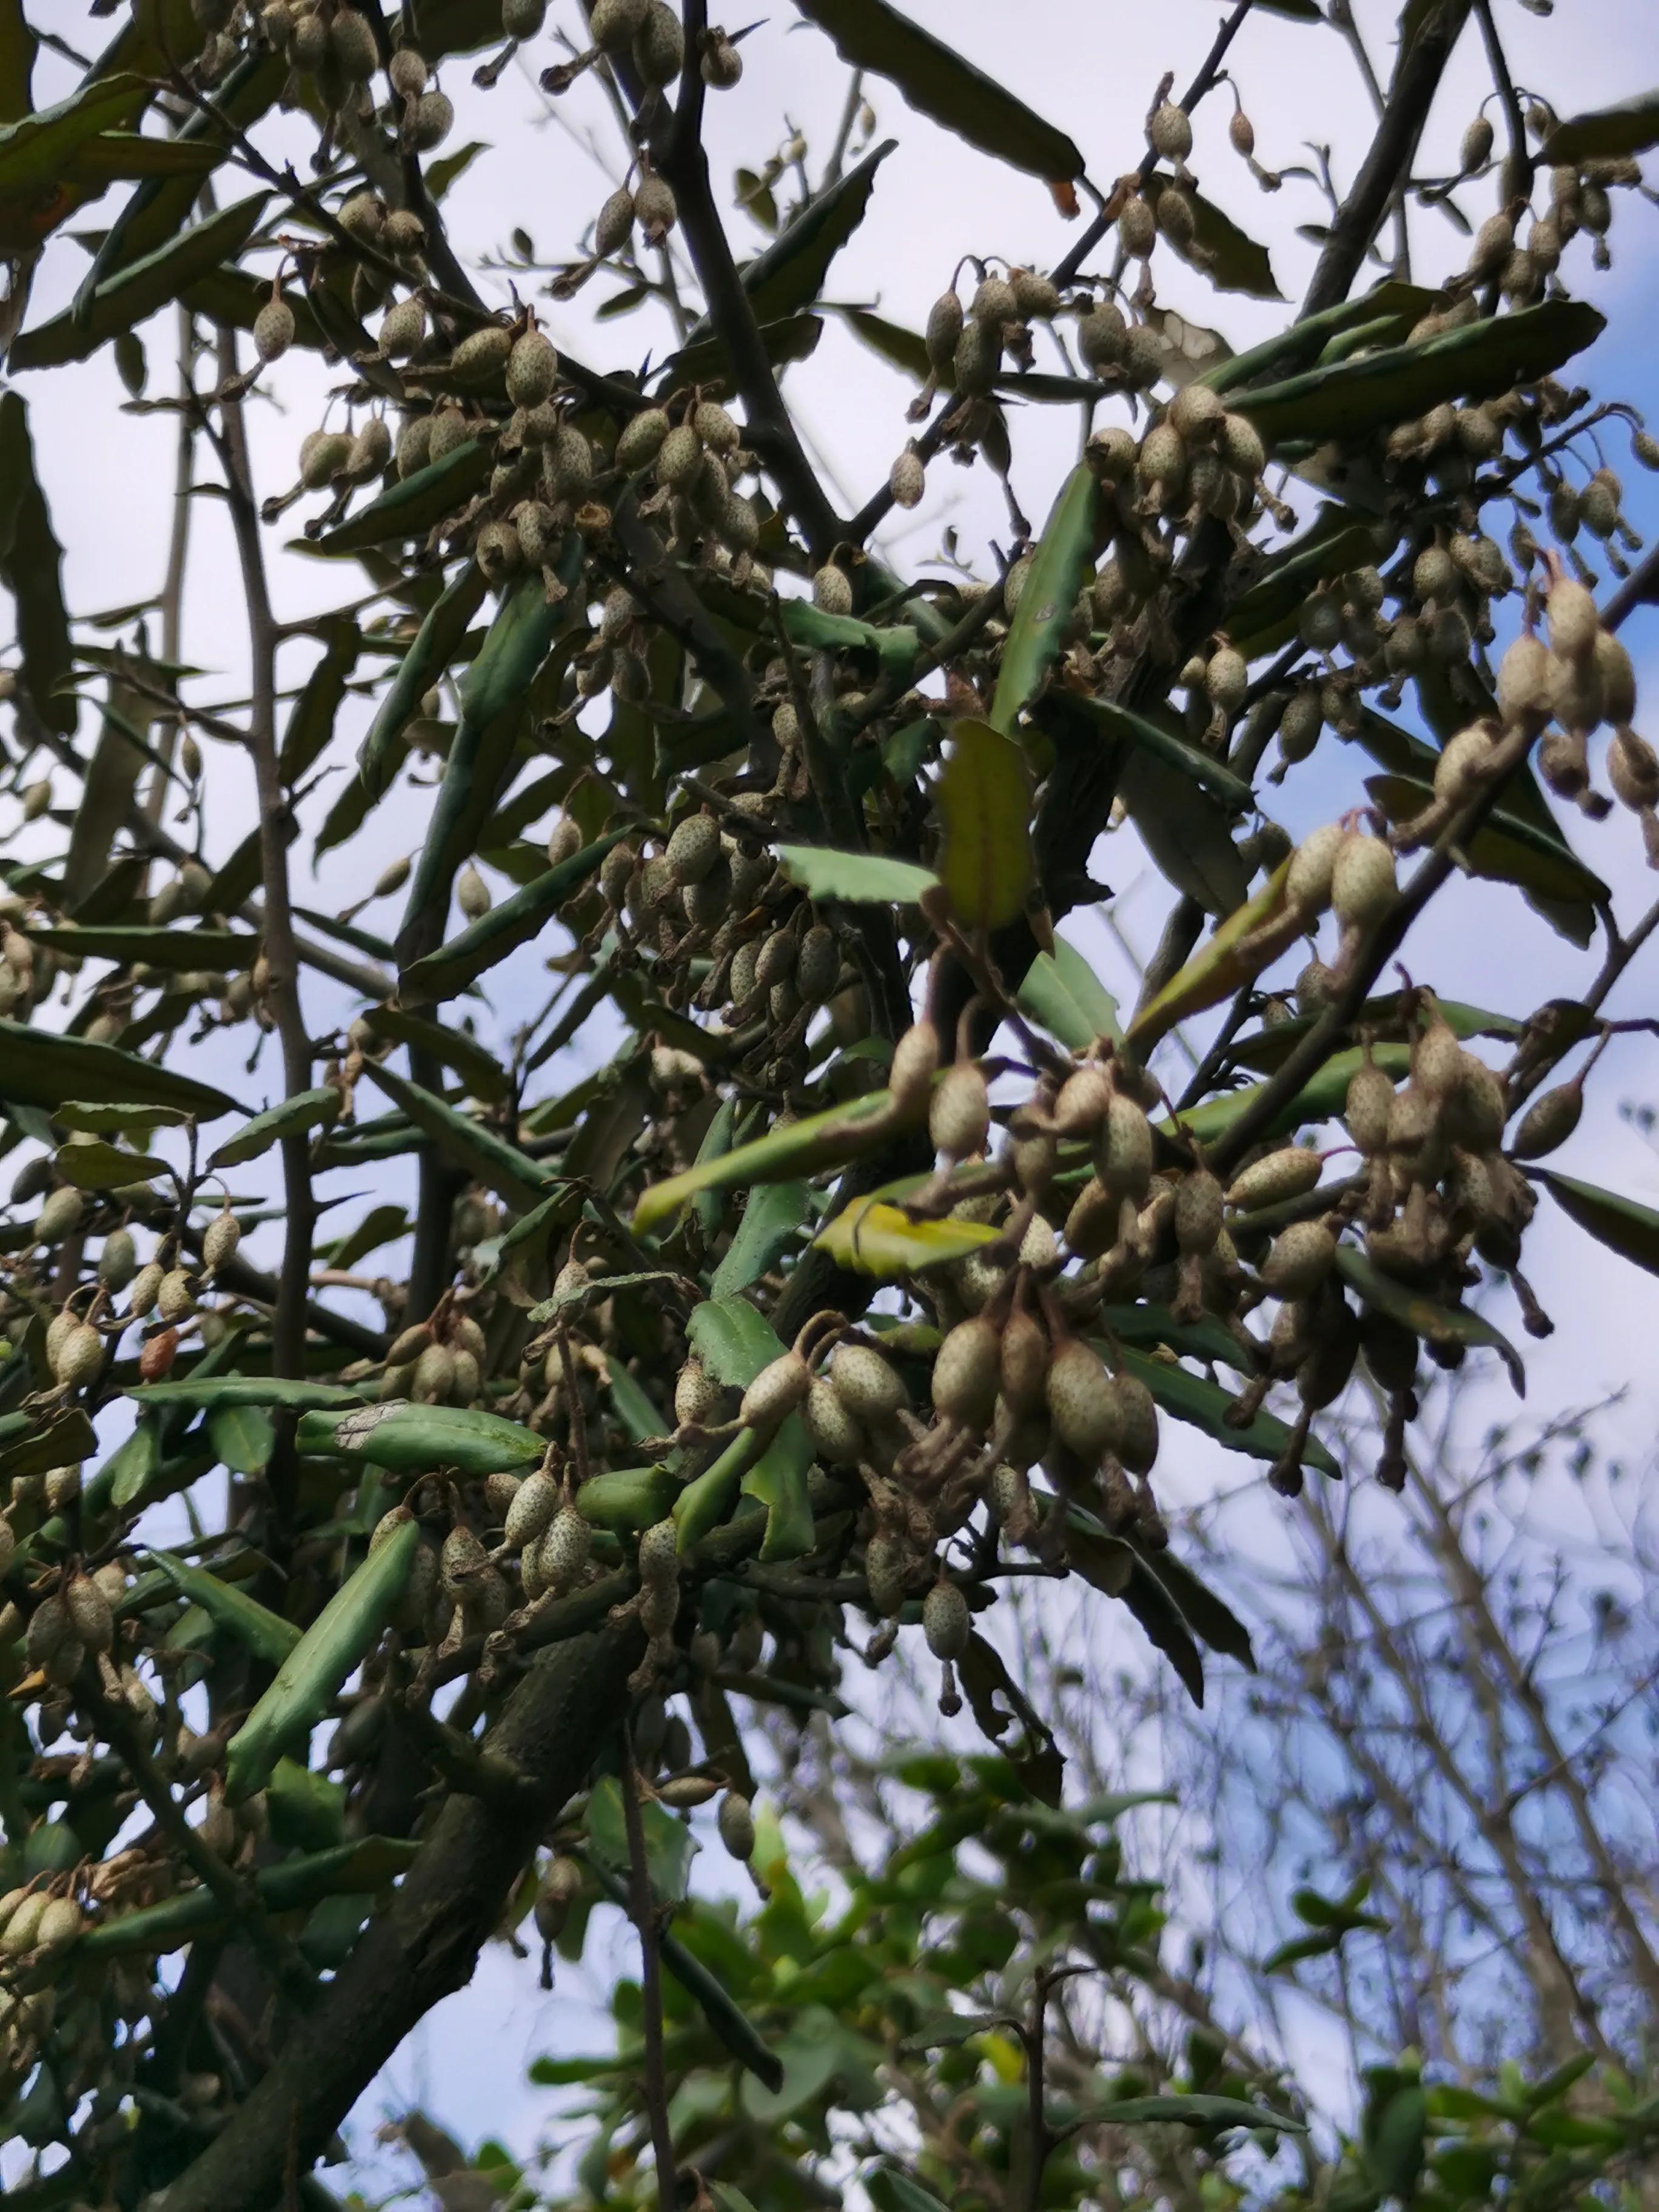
left=0, top=1, right=1655, bottom=2207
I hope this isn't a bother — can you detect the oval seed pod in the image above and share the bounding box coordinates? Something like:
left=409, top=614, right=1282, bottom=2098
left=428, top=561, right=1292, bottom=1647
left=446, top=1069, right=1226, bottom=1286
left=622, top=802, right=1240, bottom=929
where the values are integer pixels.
left=36, top=1187, right=86, bottom=1247
left=922, top=1578, right=970, bottom=1660
left=537, top=1504, right=591, bottom=1592
left=925, top=290, right=964, bottom=375
left=890, top=447, right=925, bottom=509
left=738, top=1350, right=810, bottom=1435
left=503, top=1469, right=560, bottom=1551
left=805, top=1376, right=865, bottom=1467
left=674, top=1358, right=722, bottom=1428
left=440, top=1523, right=488, bottom=1599
left=930, top=1316, right=1002, bottom=1429
left=830, top=1341, right=908, bottom=1424
left=65, top=1572, right=113, bottom=1654
left=666, top=813, right=720, bottom=886
left=1112, top=1370, right=1160, bottom=1476
left=1175, top=1170, right=1224, bottom=1257
left=717, top=1789, right=756, bottom=1862
left=812, top=562, right=853, bottom=615
left=1, top=1893, right=48, bottom=1956
left=1286, top=821, right=1345, bottom=916
left=55, top=1321, right=105, bottom=1390
left=1224, top=1146, right=1323, bottom=1212
left=1511, top=1077, right=1583, bottom=1158
left=1096, top=1093, right=1153, bottom=1201
left=201, top=1209, right=241, bottom=1275
left=795, top=924, right=839, bottom=1005
left=1331, top=831, right=1395, bottom=931
left=1546, top=575, right=1598, bottom=663
left=25, top=1592, right=69, bottom=1670
left=637, top=1517, right=680, bottom=1588
left=411, top=88, right=455, bottom=150
left=140, top=1327, right=180, bottom=1381
left=1045, top=1338, right=1121, bottom=1460
left=930, top=1064, right=990, bottom=1160
left=1119, top=193, right=1157, bottom=257
left=888, top=1019, right=941, bottom=1118
left=999, top=1307, right=1050, bottom=1415
left=98, top=1228, right=138, bottom=1292
left=411, top=1342, right=455, bottom=1404
left=1259, top=1219, right=1337, bottom=1298
left=864, top=1533, right=905, bottom=1617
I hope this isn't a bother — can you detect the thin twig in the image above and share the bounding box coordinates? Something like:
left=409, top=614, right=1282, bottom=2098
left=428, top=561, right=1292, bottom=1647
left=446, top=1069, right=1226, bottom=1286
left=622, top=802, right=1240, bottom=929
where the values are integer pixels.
left=207, top=327, right=318, bottom=1429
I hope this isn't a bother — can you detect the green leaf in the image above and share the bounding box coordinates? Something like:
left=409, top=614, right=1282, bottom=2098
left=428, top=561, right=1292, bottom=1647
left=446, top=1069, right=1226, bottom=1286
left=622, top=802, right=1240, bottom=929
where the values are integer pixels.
left=1233, top=299, right=1605, bottom=450
left=1201, top=279, right=1439, bottom=397
left=25, top=925, right=258, bottom=973
left=867, top=2173, right=954, bottom=2212
left=814, top=1198, right=999, bottom=1278
left=773, top=843, right=938, bottom=906
left=1542, top=90, right=1659, bottom=164
left=1368, top=2083, right=1428, bottom=2201
left=128, top=1376, right=364, bottom=1413
left=65, top=689, right=150, bottom=910
left=361, top=1005, right=511, bottom=1105
left=278, top=615, right=360, bottom=783
left=711, top=1181, right=811, bottom=1298
left=0, top=392, right=75, bottom=737
left=1130, top=860, right=1293, bottom=1049
left=634, top=1085, right=924, bottom=1232
left=1335, top=1244, right=1524, bottom=1393
left=225, top=1519, right=420, bottom=1801
left=1224, top=518, right=1382, bottom=657
left=400, top=827, right=628, bottom=1001
left=1171, top=183, right=1282, bottom=301
left=1536, top=1169, right=1659, bottom=1278
left=990, top=464, right=1099, bottom=734
left=357, top=562, right=489, bottom=803
left=295, top=1399, right=545, bottom=1478
left=397, top=554, right=585, bottom=967
left=312, top=440, right=494, bottom=557
left=586, top=1772, right=695, bottom=1900
left=0, top=1406, right=95, bottom=1485
left=1116, top=745, right=1250, bottom=920
left=207, top=1400, right=276, bottom=1476
left=1117, top=1344, right=1339, bottom=1478
left=791, top=0, right=1084, bottom=181
left=209, top=1087, right=340, bottom=1170
left=0, top=73, right=144, bottom=198
left=54, top=1139, right=167, bottom=1191
left=1084, top=2093, right=1305, bottom=2131
left=686, top=1296, right=786, bottom=1389
left=0, top=1017, right=234, bottom=1118
left=777, top=597, right=920, bottom=674
left=1017, top=939, right=1121, bottom=1051
left=741, top=137, right=896, bottom=324
left=147, top=1549, right=300, bottom=1667
left=1062, top=694, right=1253, bottom=810
left=1136, top=1549, right=1255, bottom=1668
left=10, top=193, right=270, bottom=370
left=362, top=1061, right=554, bottom=1213
left=938, top=717, right=1033, bottom=928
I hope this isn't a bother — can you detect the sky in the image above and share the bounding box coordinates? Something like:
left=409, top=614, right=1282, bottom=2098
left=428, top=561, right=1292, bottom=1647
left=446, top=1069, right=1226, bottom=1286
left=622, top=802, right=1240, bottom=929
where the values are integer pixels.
left=7, top=0, right=1659, bottom=2197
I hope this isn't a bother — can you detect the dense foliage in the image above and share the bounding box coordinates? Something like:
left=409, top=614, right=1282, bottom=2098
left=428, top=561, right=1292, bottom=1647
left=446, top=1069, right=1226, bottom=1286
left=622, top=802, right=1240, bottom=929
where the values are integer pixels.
left=0, top=0, right=1654, bottom=2207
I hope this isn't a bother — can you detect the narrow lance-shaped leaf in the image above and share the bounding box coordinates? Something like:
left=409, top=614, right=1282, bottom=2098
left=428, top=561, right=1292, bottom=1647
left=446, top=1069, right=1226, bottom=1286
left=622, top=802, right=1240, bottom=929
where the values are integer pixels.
left=1335, top=1244, right=1525, bottom=1394
left=791, top=0, right=1084, bottom=184
left=710, top=1181, right=812, bottom=1298
left=313, top=440, right=494, bottom=557
left=778, top=597, right=920, bottom=674
left=1130, top=859, right=1294, bottom=1049
left=1541, top=90, right=1659, bottom=165
left=357, top=562, right=488, bottom=804
left=990, top=464, right=1099, bottom=736
left=400, top=828, right=630, bottom=1001
left=1232, top=298, right=1605, bottom=451
left=1535, top=1168, right=1659, bottom=1278
left=363, top=1061, right=554, bottom=1213
left=148, top=1549, right=301, bottom=1668
left=0, top=392, right=75, bottom=736
left=295, top=1399, right=546, bottom=1478
left=814, top=1199, right=999, bottom=1279
left=26, top=926, right=259, bottom=973
left=10, top=192, right=271, bottom=370
left=634, top=1085, right=925, bottom=1233
left=224, top=1519, right=421, bottom=1802
left=1116, top=1342, right=1339, bottom=1478
left=0, top=1018, right=235, bottom=1117
left=209, top=1087, right=340, bottom=1170
left=361, top=1005, right=512, bottom=1105
left=722, top=136, right=896, bottom=327
left=1062, top=694, right=1254, bottom=810
left=78, top=1837, right=421, bottom=1959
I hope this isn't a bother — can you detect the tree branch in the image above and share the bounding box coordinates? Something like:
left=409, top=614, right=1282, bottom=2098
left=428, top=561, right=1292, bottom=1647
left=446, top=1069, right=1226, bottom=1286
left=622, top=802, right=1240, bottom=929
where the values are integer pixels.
left=1301, top=0, right=1475, bottom=318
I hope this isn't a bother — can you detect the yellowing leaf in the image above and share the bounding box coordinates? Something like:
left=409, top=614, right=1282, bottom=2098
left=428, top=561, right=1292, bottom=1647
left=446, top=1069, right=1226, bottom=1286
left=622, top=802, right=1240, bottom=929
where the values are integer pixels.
left=937, top=719, right=1033, bottom=930
left=814, top=1199, right=999, bottom=1278
left=1128, top=859, right=1295, bottom=1048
